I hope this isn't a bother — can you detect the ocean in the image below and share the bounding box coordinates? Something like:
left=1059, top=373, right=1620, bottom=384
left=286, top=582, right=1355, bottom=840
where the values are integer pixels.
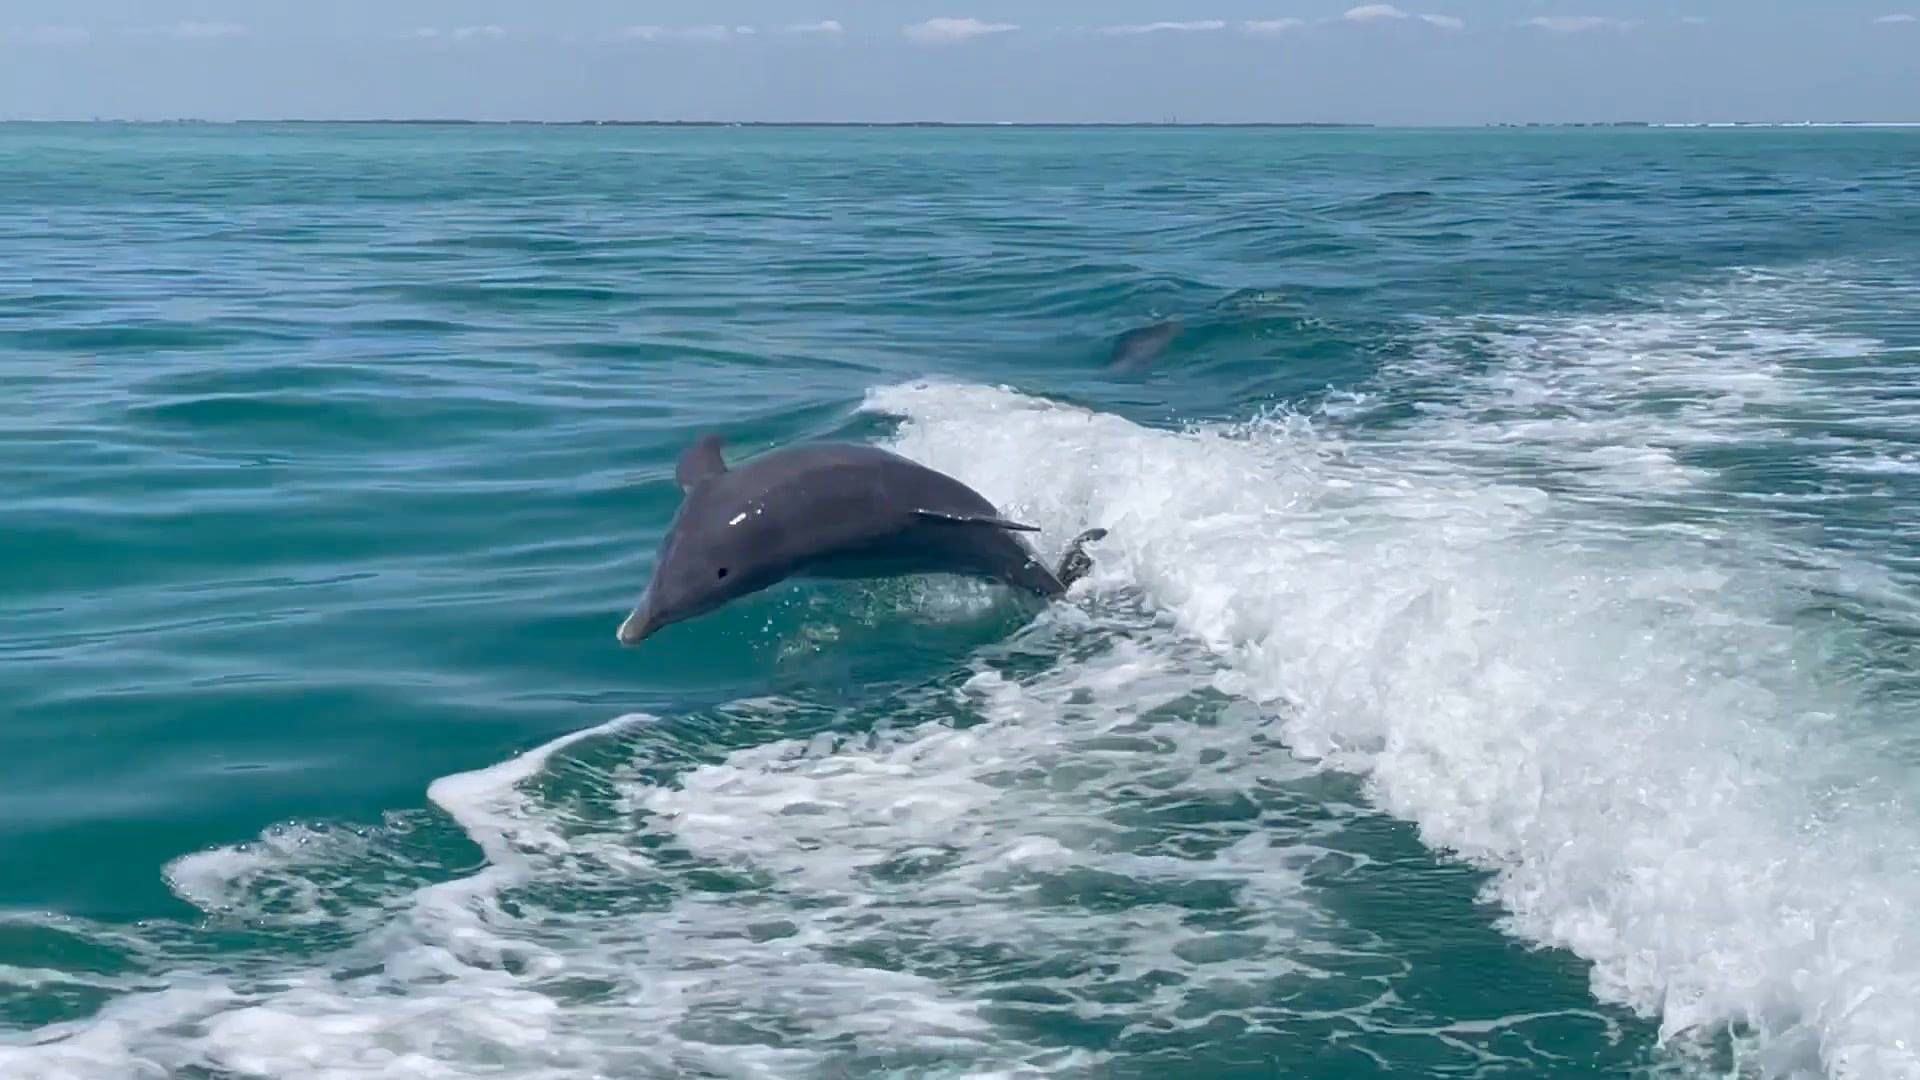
left=3, top=122, right=1918, bottom=1079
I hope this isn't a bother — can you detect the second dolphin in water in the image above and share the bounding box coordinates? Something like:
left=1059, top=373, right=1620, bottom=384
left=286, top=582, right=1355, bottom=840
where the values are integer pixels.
left=1109, top=318, right=1183, bottom=372
left=616, top=434, right=1107, bottom=646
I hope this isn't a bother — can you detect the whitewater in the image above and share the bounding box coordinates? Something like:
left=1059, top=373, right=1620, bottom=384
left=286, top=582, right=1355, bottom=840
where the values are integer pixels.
left=4, top=258, right=1918, bottom=1080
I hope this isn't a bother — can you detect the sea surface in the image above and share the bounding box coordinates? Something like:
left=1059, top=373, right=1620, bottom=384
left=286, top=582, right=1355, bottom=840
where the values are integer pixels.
left=3, top=123, right=1919, bottom=1079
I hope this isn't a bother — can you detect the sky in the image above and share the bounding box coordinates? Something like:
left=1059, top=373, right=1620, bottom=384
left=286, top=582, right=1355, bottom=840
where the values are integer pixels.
left=0, top=1, right=1915, bottom=124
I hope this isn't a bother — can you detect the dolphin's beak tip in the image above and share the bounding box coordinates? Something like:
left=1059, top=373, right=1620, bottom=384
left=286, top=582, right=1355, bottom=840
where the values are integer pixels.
left=616, top=611, right=651, bottom=647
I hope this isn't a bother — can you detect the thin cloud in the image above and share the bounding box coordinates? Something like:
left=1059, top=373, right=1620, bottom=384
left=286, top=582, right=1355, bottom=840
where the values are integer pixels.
left=784, top=20, right=844, bottom=35
left=166, top=21, right=247, bottom=40
left=1099, top=20, right=1228, bottom=35
left=1872, top=13, right=1917, bottom=22
left=1340, top=6, right=1464, bottom=30
left=903, top=17, right=1018, bottom=43
left=622, top=24, right=740, bottom=42
left=1521, top=15, right=1636, bottom=33
left=1242, top=18, right=1306, bottom=34
left=12, top=25, right=91, bottom=44
left=1680, top=15, right=1710, bottom=24
left=407, top=25, right=505, bottom=41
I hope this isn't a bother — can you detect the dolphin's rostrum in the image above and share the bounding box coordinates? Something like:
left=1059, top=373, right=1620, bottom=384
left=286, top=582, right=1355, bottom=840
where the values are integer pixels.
left=616, top=434, right=1108, bottom=645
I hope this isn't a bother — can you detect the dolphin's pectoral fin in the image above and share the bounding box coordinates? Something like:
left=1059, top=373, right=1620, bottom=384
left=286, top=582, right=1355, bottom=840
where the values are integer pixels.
left=675, top=434, right=728, bottom=492
left=1055, top=527, right=1109, bottom=588
left=912, top=509, right=1041, bottom=532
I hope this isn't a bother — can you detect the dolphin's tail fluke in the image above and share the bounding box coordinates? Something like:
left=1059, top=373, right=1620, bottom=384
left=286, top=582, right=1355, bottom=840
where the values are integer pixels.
left=1055, top=527, right=1109, bottom=589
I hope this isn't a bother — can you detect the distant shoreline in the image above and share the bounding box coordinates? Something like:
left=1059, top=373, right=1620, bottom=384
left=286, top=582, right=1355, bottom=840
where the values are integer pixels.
left=10, top=119, right=1377, bottom=129
left=4, top=119, right=1918, bottom=129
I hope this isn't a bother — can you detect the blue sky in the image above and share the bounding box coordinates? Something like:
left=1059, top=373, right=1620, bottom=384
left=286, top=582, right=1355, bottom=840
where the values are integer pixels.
left=1, top=2, right=1915, bottom=123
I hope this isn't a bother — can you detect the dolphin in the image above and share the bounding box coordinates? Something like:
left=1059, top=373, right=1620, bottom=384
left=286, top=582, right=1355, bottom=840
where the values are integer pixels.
left=1108, top=318, right=1183, bottom=372
left=616, top=434, right=1108, bottom=646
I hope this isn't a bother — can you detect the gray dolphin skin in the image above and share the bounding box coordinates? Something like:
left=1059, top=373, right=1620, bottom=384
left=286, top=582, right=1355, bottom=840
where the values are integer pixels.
left=1108, top=318, right=1183, bottom=372
left=616, top=434, right=1108, bottom=646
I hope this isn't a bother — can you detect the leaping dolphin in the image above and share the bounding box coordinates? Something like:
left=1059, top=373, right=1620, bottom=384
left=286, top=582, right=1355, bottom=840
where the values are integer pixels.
left=616, top=434, right=1108, bottom=646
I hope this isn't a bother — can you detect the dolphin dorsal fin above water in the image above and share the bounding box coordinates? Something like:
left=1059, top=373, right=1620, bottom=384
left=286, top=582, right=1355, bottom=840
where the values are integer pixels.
left=913, top=508, right=1041, bottom=532
left=675, top=434, right=728, bottom=492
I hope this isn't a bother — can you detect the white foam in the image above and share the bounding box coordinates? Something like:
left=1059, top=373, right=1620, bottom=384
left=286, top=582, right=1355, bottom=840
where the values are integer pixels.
left=850, top=294, right=1920, bottom=1077
left=424, top=712, right=651, bottom=863
left=1369, top=311, right=1874, bottom=504
left=165, top=823, right=384, bottom=927
left=1829, top=450, right=1920, bottom=476
left=3, top=668, right=1339, bottom=1077
left=9, top=268, right=1920, bottom=1078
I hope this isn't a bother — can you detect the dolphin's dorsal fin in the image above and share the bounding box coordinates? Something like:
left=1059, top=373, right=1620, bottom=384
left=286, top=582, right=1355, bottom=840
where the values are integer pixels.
left=676, top=434, right=727, bottom=492
left=913, top=509, right=1040, bottom=532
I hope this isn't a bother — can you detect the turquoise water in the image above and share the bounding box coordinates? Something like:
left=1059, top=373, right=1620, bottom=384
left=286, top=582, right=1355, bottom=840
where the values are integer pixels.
left=4, top=123, right=1920, bottom=1078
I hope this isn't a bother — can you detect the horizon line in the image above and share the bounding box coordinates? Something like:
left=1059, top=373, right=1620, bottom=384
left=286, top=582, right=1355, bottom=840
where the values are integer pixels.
left=4, top=118, right=1920, bottom=129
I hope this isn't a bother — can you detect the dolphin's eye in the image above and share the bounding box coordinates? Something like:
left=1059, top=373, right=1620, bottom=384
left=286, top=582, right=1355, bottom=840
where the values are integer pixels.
left=716, top=568, right=729, bottom=580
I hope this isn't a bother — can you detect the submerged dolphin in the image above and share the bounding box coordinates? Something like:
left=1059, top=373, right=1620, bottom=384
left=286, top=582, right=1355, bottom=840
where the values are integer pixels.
left=615, top=434, right=1108, bottom=646
left=1108, top=318, right=1183, bottom=372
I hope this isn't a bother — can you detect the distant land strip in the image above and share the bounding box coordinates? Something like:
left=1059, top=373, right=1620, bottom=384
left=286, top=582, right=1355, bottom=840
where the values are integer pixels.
left=5, top=118, right=1918, bottom=128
